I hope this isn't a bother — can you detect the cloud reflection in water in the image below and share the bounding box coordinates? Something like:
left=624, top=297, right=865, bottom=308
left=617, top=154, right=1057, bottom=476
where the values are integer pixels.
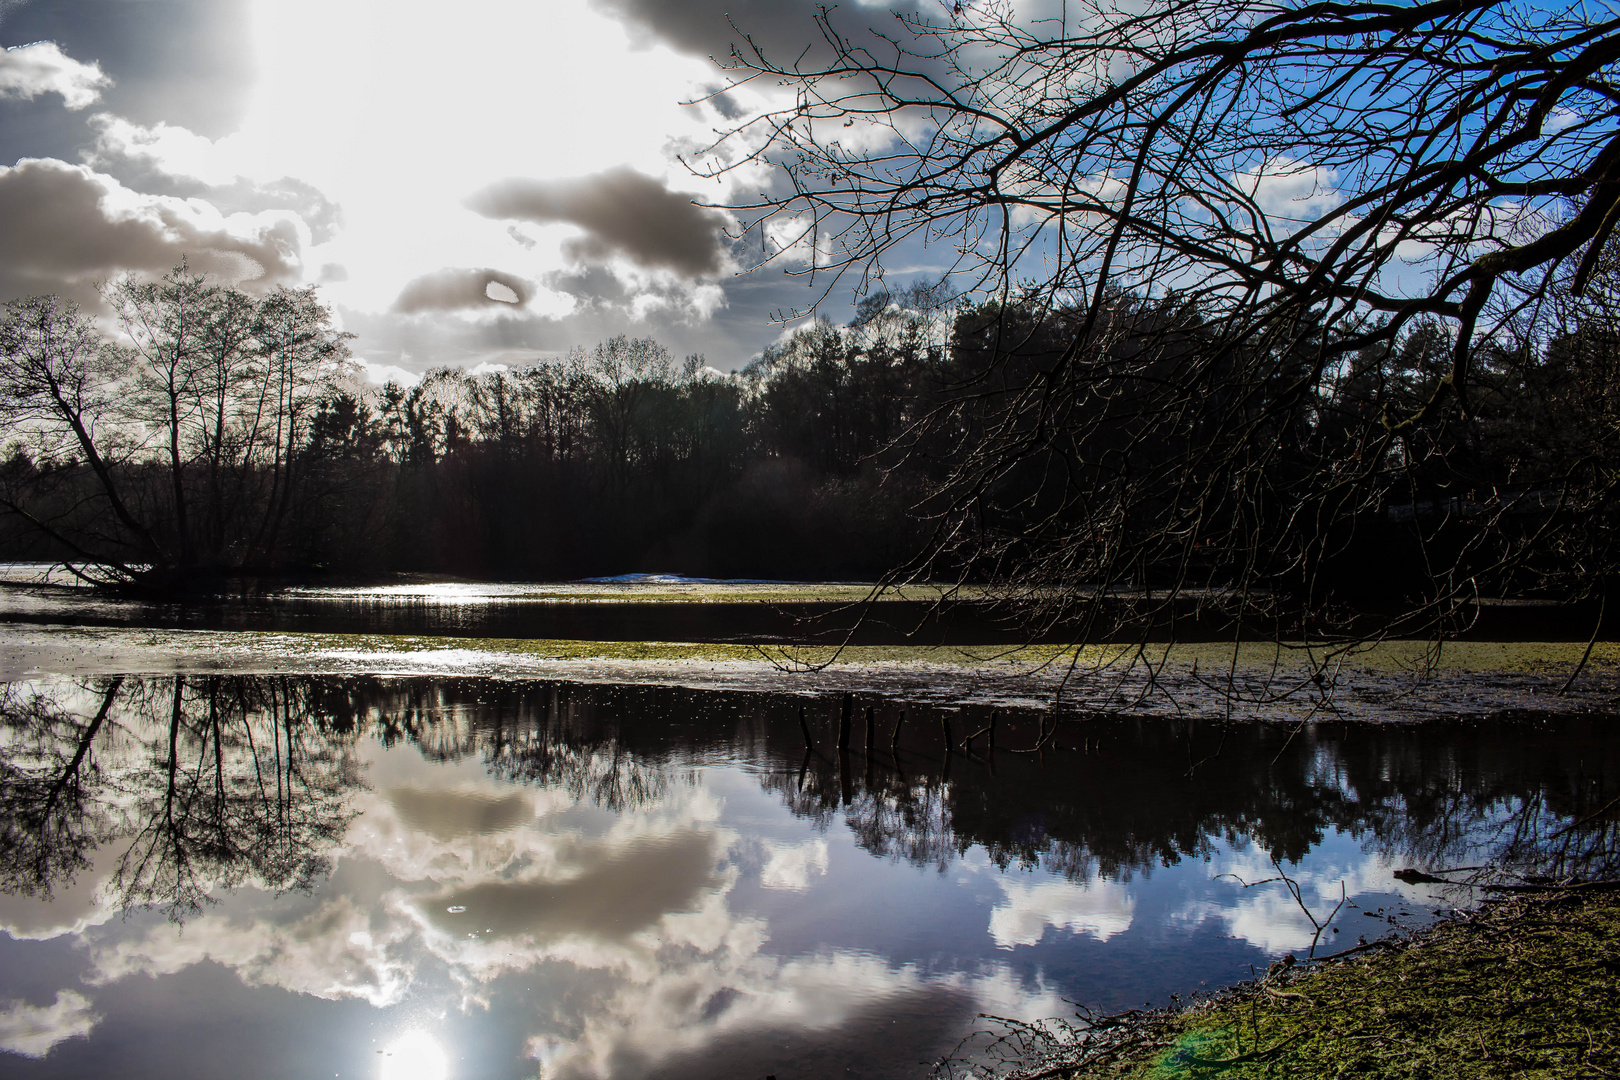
left=0, top=675, right=1612, bottom=1080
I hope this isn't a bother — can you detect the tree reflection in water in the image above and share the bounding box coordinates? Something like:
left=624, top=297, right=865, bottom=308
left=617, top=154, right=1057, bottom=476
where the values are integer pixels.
left=767, top=708, right=1619, bottom=889
left=0, top=676, right=1615, bottom=925
left=1, top=676, right=358, bottom=920
left=0, top=676, right=123, bottom=903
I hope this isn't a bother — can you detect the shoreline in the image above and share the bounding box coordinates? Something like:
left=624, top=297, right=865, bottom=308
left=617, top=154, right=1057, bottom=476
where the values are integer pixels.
left=978, top=885, right=1620, bottom=1080
left=3, top=621, right=1619, bottom=721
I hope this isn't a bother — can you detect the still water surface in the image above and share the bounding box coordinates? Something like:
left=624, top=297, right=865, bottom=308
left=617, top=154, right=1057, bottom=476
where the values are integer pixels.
left=0, top=676, right=1614, bottom=1079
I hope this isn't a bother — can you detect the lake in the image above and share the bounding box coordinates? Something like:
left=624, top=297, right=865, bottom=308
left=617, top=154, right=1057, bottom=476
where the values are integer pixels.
left=0, top=671, right=1614, bottom=1080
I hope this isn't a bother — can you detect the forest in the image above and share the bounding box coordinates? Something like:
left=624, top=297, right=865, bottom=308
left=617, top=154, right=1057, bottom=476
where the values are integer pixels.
left=1, top=264, right=1617, bottom=626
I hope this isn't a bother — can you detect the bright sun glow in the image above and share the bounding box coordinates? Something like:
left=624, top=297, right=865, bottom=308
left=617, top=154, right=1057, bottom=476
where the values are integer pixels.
left=230, top=0, right=730, bottom=312
left=379, top=1030, right=450, bottom=1080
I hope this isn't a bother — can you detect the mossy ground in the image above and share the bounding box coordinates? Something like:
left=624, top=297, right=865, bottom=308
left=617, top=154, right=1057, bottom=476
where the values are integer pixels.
left=1035, top=888, right=1620, bottom=1080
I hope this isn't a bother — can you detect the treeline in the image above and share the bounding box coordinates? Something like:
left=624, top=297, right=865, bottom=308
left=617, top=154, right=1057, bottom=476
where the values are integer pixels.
left=0, top=273, right=948, bottom=583
left=2, top=264, right=1618, bottom=608
left=312, top=308, right=945, bottom=579
left=929, top=285, right=1620, bottom=620
left=0, top=266, right=352, bottom=586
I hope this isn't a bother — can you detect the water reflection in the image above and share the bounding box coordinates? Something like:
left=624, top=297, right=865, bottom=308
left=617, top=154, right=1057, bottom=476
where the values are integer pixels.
left=0, top=676, right=354, bottom=922
left=0, top=574, right=949, bottom=645
left=379, top=1031, right=449, bottom=1080
left=0, top=676, right=1614, bottom=1079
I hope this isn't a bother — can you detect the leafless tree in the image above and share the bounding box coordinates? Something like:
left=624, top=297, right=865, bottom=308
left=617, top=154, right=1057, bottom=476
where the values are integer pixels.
left=0, top=266, right=354, bottom=586
left=0, top=296, right=156, bottom=577
left=702, top=0, right=1620, bottom=651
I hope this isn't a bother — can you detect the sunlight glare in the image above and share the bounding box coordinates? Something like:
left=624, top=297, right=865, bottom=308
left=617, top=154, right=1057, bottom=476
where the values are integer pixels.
left=379, top=1030, right=449, bottom=1080
left=240, top=0, right=729, bottom=311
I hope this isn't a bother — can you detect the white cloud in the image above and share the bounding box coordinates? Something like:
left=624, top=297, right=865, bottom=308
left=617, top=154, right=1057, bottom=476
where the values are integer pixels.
left=525, top=947, right=936, bottom=1080
left=1174, top=841, right=1447, bottom=956
left=0, top=991, right=100, bottom=1059
left=759, top=838, right=829, bottom=890
left=0, top=41, right=109, bottom=110
left=1234, top=157, right=1341, bottom=222
left=987, top=875, right=1134, bottom=948
left=88, top=114, right=247, bottom=187
left=87, top=894, right=417, bottom=1007
left=355, top=359, right=422, bottom=386
left=1000, top=168, right=1131, bottom=230
left=1546, top=106, right=1581, bottom=134
left=763, top=211, right=838, bottom=269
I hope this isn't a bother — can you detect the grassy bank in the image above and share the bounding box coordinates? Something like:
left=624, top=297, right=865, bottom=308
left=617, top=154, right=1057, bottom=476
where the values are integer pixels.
left=1028, top=887, right=1620, bottom=1079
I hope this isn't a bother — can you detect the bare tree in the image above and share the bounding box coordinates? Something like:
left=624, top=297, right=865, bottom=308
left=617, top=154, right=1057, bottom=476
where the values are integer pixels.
left=105, top=263, right=219, bottom=569
left=574, top=334, right=675, bottom=492
left=0, top=677, right=126, bottom=900
left=241, top=285, right=355, bottom=565
left=0, top=267, right=354, bottom=587
left=0, top=295, right=156, bottom=580
left=703, top=0, right=1620, bottom=645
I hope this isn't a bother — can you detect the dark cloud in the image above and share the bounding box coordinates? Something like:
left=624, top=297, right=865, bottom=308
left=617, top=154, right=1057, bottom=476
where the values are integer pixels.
left=392, top=267, right=533, bottom=315
left=505, top=224, right=535, bottom=250
left=701, top=86, right=747, bottom=121
left=424, top=830, right=724, bottom=942
left=342, top=255, right=854, bottom=380
left=544, top=263, right=632, bottom=309
left=0, top=157, right=300, bottom=302
left=466, top=168, right=732, bottom=278
left=385, top=788, right=534, bottom=841
left=591, top=0, right=925, bottom=66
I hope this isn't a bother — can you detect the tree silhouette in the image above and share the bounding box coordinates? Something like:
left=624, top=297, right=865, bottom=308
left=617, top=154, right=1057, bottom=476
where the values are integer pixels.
left=704, top=0, right=1620, bottom=641
left=0, top=266, right=355, bottom=588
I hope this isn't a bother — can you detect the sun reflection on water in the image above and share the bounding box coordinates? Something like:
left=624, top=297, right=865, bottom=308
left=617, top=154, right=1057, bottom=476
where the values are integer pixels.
left=379, top=1030, right=449, bottom=1080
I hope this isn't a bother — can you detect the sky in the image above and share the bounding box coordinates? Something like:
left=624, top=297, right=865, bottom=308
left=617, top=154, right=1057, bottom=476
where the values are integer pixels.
left=0, top=0, right=932, bottom=382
